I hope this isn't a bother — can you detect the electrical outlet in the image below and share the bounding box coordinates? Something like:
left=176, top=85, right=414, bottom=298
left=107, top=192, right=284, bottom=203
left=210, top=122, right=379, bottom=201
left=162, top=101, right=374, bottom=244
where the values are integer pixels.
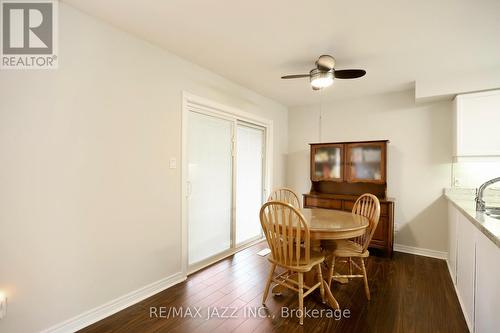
left=0, top=293, right=7, bottom=320
left=394, top=223, right=401, bottom=233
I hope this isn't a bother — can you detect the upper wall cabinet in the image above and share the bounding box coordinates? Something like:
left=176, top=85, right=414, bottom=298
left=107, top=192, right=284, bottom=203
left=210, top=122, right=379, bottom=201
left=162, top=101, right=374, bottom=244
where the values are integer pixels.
left=454, top=90, right=500, bottom=158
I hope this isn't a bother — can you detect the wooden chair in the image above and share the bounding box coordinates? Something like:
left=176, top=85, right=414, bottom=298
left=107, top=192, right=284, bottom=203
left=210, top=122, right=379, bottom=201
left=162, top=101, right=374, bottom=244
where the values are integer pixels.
left=324, top=193, right=380, bottom=300
left=260, top=201, right=325, bottom=325
left=268, top=188, right=301, bottom=209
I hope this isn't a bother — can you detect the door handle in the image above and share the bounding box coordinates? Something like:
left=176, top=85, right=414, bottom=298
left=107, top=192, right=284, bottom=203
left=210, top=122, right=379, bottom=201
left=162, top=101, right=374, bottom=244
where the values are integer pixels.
left=187, top=181, right=192, bottom=198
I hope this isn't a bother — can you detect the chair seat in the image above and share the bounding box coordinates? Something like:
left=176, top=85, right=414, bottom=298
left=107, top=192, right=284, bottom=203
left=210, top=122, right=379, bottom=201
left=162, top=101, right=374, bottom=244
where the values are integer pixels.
left=268, top=248, right=324, bottom=272
left=322, top=239, right=369, bottom=258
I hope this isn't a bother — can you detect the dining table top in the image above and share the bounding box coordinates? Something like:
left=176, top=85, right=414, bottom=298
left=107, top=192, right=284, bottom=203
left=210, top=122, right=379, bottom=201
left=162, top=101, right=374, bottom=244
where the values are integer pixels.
left=300, top=208, right=369, bottom=240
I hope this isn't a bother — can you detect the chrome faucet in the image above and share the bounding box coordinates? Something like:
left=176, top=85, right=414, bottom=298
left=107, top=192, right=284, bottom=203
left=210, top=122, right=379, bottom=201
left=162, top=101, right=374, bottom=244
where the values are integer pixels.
left=476, top=177, right=500, bottom=212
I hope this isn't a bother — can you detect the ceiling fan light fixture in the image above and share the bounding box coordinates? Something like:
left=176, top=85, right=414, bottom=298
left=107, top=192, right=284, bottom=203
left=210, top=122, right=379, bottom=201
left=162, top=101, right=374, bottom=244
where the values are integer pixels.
left=310, top=69, right=334, bottom=89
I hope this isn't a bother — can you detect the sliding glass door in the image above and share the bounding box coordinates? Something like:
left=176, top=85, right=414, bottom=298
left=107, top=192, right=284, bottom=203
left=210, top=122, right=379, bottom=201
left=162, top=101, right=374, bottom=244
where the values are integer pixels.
left=186, top=109, right=267, bottom=270
left=187, top=111, right=233, bottom=265
left=235, top=123, right=265, bottom=245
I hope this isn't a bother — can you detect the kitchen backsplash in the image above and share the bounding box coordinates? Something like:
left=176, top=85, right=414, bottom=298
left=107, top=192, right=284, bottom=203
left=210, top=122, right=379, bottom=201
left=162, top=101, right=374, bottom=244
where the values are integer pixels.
left=445, top=187, right=500, bottom=205
left=452, top=160, right=500, bottom=188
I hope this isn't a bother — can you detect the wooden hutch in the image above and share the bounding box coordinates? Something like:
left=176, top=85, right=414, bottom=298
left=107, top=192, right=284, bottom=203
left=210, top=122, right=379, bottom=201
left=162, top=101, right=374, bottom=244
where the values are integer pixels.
left=303, top=140, right=394, bottom=256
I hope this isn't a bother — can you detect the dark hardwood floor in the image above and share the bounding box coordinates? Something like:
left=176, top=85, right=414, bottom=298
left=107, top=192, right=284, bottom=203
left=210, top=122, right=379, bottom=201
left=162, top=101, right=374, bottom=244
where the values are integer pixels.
left=79, top=241, right=468, bottom=333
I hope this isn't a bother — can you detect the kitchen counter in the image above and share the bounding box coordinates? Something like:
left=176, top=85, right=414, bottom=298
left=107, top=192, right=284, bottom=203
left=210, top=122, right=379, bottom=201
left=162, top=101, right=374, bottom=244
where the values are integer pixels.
left=444, top=189, right=500, bottom=248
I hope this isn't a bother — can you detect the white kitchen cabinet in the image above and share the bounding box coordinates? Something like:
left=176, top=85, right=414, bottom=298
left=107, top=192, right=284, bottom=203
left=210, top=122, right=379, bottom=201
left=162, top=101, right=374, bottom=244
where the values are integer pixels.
left=447, top=201, right=458, bottom=283
left=475, top=231, right=500, bottom=333
left=456, top=212, right=476, bottom=331
left=448, top=200, right=500, bottom=333
left=453, top=89, right=500, bottom=157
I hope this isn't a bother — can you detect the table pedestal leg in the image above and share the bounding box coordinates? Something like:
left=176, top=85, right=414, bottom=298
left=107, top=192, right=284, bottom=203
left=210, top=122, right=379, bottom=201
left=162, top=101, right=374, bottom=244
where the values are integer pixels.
left=308, top=240, right=341, bottom=309
left=323, top=280, right=340, bottom=309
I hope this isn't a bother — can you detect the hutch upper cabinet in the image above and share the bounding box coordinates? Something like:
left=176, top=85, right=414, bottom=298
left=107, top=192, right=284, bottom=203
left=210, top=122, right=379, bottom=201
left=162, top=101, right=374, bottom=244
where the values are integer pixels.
left=304, top=140, right=394, bottom=256
left=310, top=141, right=387, bottom=184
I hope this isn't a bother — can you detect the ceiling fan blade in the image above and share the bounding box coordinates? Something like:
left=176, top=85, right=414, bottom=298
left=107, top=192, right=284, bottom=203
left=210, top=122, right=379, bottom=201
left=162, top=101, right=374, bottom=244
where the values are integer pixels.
left=334, top=69, right=366, bottom=79
left=281, top=74, right=310, bottom=79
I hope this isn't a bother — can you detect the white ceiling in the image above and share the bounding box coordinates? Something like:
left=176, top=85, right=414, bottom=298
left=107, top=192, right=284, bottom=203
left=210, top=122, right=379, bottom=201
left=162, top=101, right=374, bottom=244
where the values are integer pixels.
left=64, top=0, right=500, bottom=106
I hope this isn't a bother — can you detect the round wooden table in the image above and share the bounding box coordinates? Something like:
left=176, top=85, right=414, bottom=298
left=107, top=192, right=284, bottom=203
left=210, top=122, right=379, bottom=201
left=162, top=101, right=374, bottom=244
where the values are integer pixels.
left=301, top=208, right=369, bottom=240
left=271, top=208, right=369, bottom=309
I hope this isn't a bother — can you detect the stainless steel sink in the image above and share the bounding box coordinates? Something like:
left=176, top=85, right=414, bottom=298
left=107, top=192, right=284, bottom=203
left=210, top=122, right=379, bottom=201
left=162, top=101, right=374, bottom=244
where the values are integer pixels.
left=485, top=207, right=500, bottom=219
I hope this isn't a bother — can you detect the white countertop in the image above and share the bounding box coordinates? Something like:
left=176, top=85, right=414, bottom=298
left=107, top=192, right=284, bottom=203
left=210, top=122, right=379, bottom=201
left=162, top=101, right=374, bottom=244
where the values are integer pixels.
left=444, top=189, right=500, bottom=248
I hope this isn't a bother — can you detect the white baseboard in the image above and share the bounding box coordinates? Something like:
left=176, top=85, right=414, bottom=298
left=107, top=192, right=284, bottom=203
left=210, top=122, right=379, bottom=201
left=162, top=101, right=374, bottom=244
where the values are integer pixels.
left=394, top=243, right=448, bottom=260
left=41, top=272, right=186, bottom=333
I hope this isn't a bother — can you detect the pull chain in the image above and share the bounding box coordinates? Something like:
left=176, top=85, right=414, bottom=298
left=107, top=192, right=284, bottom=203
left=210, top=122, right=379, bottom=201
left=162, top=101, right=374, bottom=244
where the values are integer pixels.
left=318, top=89, right=324, bottom=142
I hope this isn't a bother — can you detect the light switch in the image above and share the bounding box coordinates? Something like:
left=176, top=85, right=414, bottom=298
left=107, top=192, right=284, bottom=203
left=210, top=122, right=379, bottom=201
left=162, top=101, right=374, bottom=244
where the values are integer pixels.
left=169, top=158, right=177, bottom=169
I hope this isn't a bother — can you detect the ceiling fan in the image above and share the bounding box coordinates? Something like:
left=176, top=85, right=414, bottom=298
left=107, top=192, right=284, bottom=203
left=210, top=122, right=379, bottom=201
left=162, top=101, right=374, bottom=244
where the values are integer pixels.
left=281, top=55, right=366, bottom=90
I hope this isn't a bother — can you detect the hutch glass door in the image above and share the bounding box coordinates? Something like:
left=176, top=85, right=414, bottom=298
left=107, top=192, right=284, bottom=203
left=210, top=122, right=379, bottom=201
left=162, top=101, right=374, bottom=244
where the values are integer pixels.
left=346, top=142, right=385, bottom=183
left=311, top=144, right=343, bottom=181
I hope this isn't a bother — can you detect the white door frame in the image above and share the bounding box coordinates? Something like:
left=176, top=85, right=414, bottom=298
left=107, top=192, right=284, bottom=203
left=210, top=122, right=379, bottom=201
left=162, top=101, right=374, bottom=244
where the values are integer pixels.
left=181, top=91, right=273, bottom=276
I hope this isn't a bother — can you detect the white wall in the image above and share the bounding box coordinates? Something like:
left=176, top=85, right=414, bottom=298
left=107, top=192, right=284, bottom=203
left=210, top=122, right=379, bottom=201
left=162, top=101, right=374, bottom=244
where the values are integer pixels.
left=287, top=90, right=452, bottom=252
left=0, top=4, right=287, bottom=333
